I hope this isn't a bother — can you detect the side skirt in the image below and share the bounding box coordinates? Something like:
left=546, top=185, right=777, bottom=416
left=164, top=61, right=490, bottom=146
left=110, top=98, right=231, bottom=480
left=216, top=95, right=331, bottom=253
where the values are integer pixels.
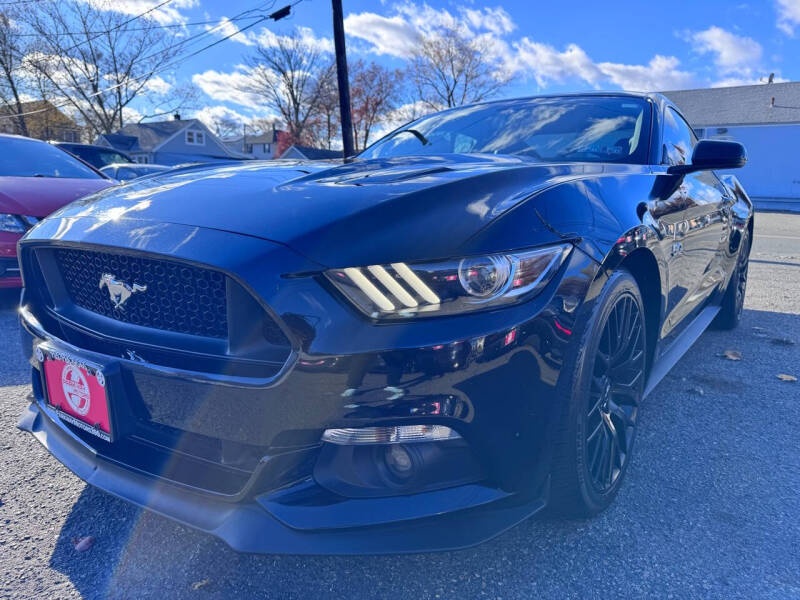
left=644, top=305, right=720, bottom=398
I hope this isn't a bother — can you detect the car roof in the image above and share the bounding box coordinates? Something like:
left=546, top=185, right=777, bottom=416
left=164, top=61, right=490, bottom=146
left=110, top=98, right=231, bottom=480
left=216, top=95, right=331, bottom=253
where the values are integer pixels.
left=0, top=133, right=47, bottom=142
left=51, top=141, right=113, bottom=150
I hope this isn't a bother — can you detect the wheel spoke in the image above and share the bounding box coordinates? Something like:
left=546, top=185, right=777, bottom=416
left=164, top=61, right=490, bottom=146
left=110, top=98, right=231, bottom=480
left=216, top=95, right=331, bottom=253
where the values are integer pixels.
left=606, top=435, right=617, bottom=487
left=606, top=399, right=633, bottom=427
left=589, top=429, right=605, bottom=476
left=587, top=420, right=603, bottom=443
left=585, top=290, right=645, bottom=493
left=611, top=371, right=642, bottom=404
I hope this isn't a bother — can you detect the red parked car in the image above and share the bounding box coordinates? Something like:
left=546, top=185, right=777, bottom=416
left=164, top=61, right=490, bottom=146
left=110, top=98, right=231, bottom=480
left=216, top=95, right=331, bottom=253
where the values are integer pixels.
left=0, top=134, right=115, bottom=288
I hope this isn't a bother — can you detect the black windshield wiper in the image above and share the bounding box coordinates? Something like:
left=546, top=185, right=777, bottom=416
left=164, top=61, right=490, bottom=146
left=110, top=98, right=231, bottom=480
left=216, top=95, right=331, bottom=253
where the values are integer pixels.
left=383, top=128, right=430, bottom=146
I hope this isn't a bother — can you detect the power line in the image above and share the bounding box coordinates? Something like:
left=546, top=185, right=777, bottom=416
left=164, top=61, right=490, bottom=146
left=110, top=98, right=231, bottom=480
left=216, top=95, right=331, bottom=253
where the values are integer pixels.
left=0, top=0, right=50, bottom=6
left=46, top=0, right=176, bottom=57
left=6, top=1, right=273, bottom=75
left=0, top=2, right=296, bottom=122
left=11, top=15, right=258, bottom=36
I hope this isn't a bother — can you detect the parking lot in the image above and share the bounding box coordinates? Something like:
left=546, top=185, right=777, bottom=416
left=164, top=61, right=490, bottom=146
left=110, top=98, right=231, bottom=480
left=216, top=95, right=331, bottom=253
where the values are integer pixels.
left=0, top=212, right=798, bottom=600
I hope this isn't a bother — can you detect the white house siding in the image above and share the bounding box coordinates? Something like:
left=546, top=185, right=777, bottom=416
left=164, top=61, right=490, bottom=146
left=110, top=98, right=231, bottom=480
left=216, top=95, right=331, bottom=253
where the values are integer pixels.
left=699, top=123, right=800, bottom=204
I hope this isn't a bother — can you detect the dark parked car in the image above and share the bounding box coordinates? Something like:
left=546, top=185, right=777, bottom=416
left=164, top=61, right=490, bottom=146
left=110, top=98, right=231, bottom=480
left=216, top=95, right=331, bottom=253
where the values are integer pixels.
left=51, top=142, right=134, bottom=169
left=0, top=135, right=115, bottom=289
left=99, top=163, right=170, bottom=182
left=17, top=93, right=752, bottom=554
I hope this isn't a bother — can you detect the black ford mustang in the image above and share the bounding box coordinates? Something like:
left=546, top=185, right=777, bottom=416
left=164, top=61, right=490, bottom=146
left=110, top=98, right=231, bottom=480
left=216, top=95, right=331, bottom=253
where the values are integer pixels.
left=16, top=92, right=752, bottom=554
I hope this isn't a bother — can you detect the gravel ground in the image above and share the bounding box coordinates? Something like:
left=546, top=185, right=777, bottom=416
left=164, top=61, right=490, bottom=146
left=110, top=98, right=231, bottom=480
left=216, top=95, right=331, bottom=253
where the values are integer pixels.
left=0, top=212, right=798, bottom=600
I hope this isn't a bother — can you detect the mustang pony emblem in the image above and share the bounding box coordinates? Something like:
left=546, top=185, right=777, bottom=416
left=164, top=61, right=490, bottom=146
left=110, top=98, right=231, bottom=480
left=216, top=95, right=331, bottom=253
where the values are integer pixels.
left=98, top=273, right=147, bottom=310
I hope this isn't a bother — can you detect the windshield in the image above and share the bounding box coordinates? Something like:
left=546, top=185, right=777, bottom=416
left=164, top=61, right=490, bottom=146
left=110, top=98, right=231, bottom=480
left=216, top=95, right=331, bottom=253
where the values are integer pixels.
left=361, top=96, right=651, bottom=164
left=61, top=145, right=132, bottom=168
left=0, top=137, right=103, bottom=179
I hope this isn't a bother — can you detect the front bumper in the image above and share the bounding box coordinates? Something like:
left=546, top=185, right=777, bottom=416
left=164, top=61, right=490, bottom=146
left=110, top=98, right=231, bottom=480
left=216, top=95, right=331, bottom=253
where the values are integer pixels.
left=16, top=217, right=600, bottom=553
left=0, top=231, right=23, bottom=288
left=18, top=399, right=547, bottom=554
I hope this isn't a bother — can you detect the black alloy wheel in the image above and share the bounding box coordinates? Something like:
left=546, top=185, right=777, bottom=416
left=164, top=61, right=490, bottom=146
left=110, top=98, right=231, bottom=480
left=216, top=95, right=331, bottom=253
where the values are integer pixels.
left=549, top=270, right=647, bottom=516
left=733, top=235, right=750, bottom=321
left=585, top=293, right=645, bottom=493
left=714, top=227, right=751, bottom=330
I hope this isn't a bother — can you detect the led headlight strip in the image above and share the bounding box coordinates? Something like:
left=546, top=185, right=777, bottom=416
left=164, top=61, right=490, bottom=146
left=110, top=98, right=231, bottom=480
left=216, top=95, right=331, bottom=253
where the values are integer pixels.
left=343, top=263, right=441, bottom=312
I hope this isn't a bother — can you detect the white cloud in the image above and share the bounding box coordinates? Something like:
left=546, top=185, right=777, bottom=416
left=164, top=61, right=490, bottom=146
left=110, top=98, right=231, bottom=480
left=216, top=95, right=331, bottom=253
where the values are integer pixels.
left=78, top=0, right=198, bottom=26
left=514, top=39, right=603, bottom=87
left=462, top=7, right=516, bottom=35
left=208, top=19, right=334, bottom=53
left=776, top=0, right=800, bottom=34
left=192, top=66, right=264, bottom=107
left=205, top=17, right=256, bottom=46
left=253, top=26, right=334, bottom=54
left=344, top=12, right=420, bottom=57
left=343, top=2, right=694, bottom=92
left=691, top=26, right=762, bottom=75
left=191, top=105, right=262, bottom=131
left=344, top=3, right=512, bottom=58
left=514, top=41, right=692, bottom=91
left=143, top=75, right=172, bottom=95
left=599, top=55, right=694, bottom=91
left=122, top=105, right=144, bottom=124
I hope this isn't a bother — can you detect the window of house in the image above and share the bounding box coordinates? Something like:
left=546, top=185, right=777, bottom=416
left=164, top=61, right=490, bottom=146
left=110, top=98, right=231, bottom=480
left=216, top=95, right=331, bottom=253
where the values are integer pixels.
left=186, top=130, right=205, bottom=146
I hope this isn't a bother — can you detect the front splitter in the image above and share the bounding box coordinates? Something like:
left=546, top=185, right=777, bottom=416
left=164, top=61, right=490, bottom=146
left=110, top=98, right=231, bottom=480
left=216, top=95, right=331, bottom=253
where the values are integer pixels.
left=18, top=400, right=549, bottom=555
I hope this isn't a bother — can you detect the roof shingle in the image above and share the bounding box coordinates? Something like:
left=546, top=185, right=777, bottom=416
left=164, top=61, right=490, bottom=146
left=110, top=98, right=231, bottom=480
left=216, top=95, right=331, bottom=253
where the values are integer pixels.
left=662, top=82, right=800, bottom=127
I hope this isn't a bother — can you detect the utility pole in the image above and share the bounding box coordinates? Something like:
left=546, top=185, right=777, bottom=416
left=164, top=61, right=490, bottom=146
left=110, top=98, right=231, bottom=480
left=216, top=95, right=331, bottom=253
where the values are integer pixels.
left=331, top=0, right=354, bottom=158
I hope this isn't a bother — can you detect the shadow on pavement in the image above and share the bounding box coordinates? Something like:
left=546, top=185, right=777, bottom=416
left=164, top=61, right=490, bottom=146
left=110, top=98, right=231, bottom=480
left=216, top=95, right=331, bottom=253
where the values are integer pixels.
left=0, top=289, right=31, bottom=386
left=0, top=288, right=19, bottom=311
left=42, top=308, right=800, bottom=598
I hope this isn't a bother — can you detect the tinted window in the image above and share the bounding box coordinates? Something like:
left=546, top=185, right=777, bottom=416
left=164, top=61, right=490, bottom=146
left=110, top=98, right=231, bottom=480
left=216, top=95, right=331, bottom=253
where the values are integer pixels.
left=662, top=107, right=696, bottom=166
left=116, top=167, right=139, bottom=180
left=65, top=146, right=132, bottom=168
left=361, top=96, right=651, bottom=164
left=0, top=138, right=103, bottom=179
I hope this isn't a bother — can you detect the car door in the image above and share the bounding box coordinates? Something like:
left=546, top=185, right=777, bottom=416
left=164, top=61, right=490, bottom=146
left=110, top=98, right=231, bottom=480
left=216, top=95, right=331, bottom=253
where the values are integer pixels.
left=651, top=107, right=729, bottom=340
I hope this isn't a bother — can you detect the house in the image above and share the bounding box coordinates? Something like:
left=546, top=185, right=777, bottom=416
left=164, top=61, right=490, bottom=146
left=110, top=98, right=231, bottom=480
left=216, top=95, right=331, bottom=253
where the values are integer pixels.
left=222, top=130, right=280, bottom=159
left=95, top=114, right=249, bottom=166
left=663, top=81, right=800, bottom=211
left=0, top=100, right=82, bottom=142
left=279, top=144, right=341, bottom=160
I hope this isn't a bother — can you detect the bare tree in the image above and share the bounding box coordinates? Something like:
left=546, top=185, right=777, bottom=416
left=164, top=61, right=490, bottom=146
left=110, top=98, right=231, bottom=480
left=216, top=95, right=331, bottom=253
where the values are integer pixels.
left=308, top=61, right=339, bottom=150
left=208, top=114, right=241, bottom=139
left=23, top=0, right=194, bottom=136
left=242, top=29, right=329, bottom=145
left=409, top=26, right=511, bottom=110
left=350, top=60, right=404, bottom=152
left=0, top=10, right=31, bottom=136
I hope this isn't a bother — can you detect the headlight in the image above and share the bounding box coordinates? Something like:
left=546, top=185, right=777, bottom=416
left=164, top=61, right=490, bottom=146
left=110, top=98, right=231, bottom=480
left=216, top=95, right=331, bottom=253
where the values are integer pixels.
left=326, top=243, right=571, bottom=319
left=0, top=214, right=26, bottom=234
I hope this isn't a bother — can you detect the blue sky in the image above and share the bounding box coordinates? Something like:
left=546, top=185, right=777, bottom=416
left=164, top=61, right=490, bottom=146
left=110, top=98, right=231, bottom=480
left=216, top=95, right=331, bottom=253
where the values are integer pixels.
left=119, top=0, right=800, bottom=128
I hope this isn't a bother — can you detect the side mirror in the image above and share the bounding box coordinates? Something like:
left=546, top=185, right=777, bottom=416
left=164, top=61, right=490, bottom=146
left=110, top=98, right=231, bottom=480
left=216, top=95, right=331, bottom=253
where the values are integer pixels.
left=668, top=140, right=747, bottom=175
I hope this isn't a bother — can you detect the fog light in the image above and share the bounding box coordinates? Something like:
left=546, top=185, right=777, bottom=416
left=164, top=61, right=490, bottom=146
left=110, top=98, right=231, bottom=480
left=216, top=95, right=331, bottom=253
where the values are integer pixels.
left=321, top=424, right=460, bottom=445
left=384, top=444, right=414, bottom=479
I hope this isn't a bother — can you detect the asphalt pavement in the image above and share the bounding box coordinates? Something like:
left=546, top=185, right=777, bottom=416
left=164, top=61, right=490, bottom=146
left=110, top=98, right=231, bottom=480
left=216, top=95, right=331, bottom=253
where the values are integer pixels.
left=0, top=212, right=798, bottom=599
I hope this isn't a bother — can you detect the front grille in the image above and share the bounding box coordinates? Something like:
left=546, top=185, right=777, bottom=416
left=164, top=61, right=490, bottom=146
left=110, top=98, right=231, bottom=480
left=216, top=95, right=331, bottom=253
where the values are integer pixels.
left=54, top=247, right=228, bottom=338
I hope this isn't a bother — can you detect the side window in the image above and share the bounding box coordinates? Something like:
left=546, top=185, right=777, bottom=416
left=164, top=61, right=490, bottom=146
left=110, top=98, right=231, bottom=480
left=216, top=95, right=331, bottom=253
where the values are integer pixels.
left=662, top=107, right=697, bottom=166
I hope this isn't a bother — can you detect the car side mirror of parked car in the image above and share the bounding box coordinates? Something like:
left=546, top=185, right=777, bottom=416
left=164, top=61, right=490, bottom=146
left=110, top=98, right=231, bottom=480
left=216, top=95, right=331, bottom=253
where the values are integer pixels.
left=668, top=140, right=747, bottom=175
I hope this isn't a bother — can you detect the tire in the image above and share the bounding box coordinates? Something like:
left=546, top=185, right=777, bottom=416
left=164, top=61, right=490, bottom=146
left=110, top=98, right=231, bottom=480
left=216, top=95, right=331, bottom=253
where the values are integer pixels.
left=712, top=227, right=750, bottom=330
left=549, top=270, right=647, bottom=517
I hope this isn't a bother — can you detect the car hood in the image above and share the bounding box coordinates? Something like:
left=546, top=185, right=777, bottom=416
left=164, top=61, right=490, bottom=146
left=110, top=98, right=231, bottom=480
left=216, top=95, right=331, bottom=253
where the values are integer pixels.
left=0, top=176, right=114, bottom=217
left=49, top=155, right=605, bottom=267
